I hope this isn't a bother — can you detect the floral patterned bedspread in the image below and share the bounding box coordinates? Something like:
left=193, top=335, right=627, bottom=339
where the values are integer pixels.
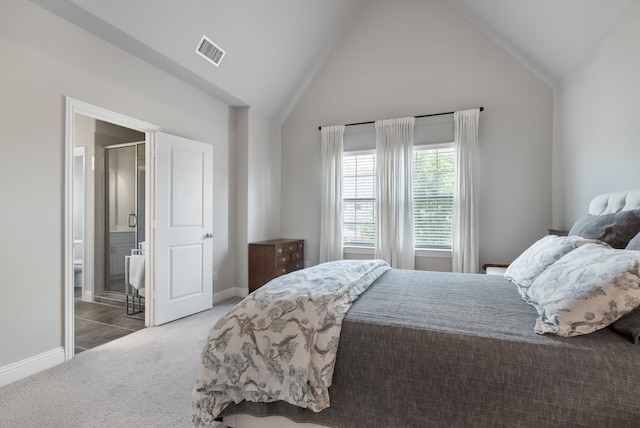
left=192, top=259, right=391, bottom=427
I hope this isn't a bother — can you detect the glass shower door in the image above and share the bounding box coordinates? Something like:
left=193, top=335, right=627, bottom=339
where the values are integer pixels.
left=104, top=143, right=145, bottom=294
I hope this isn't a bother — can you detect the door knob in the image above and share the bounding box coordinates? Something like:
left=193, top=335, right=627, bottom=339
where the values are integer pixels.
left=204, top=233, right=214, bottom=239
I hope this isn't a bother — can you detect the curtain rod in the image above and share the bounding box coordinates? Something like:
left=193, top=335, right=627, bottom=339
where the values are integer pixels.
left=317, top=106, right=484, bottom=130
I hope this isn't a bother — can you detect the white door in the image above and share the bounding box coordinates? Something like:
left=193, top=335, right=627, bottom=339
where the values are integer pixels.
left=153, top=132, right=213, bottom=325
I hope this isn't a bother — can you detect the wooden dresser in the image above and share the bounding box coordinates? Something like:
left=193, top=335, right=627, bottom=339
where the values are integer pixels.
left=248, top=239, right=304, bottom=292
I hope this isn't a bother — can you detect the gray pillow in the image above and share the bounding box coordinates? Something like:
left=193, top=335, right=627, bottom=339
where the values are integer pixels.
left=569, top=209, right=640, bottom=249
left=626, top=232, right=640, bottom=250
left=610, top=308, right=640, bottom=344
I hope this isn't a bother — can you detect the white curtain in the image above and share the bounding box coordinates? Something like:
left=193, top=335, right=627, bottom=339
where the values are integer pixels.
left=452, top=109, right=480, bottom=273
left=374, top=117, right=415, bottom=269
left=319, top=125, right=345, bottom=263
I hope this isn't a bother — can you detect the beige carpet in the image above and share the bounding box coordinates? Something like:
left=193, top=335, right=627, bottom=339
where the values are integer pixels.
left=0, top=298, right=241, bottom=428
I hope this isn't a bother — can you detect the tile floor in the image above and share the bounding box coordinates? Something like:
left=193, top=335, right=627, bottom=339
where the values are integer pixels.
left=74, top=291, right=145, bottom=354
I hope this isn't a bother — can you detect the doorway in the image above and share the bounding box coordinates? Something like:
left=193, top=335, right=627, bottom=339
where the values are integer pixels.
left=65, top=97, right=214, bottom=361
left=65, top=98, right=159, bottom=360
left=73, top=119, right=147, bottom=353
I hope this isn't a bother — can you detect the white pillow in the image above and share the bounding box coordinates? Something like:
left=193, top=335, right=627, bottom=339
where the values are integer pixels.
left=527, top=243, right=640, bottom=337
left=504, top=235, right=601, bottom=301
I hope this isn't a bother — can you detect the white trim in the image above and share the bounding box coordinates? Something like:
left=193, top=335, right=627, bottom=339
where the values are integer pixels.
left=344, top=246, right=451, bottom=259
left=65, top=97, right=160, bottom=361
left=146, top=131, right=157, bottom=327
left=414, top=141, right=454, bottom=150
left=415, top=248, right=452, bottom=259
left=104, top=141, right=144, bottom=149
left=214, top=286, right=248, bottom=304
left=73, top=147, right=85, bottom=300
left=345, top=142, right=454, bottom=154
left=343, top=148, right=375, bottom=156
left=64, top=100, right=74, bottom=362
left=343, top=245, right=375, bottom=255
left=67, top=98, right=158, bottom=130
left=0, top=347, right=64, bottom=388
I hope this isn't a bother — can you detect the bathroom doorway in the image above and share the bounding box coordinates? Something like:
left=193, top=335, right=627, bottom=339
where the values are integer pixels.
left=72, top=115, right=147, bottom=353
left=66, top=97, right=214, bottom=360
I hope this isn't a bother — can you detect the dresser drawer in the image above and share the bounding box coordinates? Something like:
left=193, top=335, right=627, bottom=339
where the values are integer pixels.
left=285, top=242, right=298, bottom=253
left=276, top=261, right=304, bottom=278
left=290, top=251, right=302, bottom=262
left=276, top=254, right=290, bottom=267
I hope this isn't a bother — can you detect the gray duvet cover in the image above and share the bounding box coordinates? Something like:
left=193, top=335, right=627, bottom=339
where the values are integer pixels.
left=220, top=269, right=640, bottom=427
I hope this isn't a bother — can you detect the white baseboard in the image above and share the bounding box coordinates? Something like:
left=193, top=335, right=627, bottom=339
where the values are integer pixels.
left=213, top=286, right=247, bottom=304
left=0, top=347, right=65, bottom=388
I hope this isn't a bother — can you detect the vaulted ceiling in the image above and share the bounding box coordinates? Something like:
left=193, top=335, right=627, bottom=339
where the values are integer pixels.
left=447, top=0, right=632, bottom=88
left=32, top=0, right=632, bottom=124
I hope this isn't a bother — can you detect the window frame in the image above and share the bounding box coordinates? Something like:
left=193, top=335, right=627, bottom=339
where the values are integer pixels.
left=412, top=142, right=455, bottom=250
left=342, top=149, right=377, bottom=247
left=342, top=143, right=455, bottom=253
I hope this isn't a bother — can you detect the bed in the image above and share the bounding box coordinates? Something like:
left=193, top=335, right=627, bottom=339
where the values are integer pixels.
left=193, top=190, right=640, bottom=428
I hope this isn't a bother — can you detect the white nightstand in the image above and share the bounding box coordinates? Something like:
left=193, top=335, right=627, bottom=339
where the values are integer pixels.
left=482, top=263, right=508, bottom=275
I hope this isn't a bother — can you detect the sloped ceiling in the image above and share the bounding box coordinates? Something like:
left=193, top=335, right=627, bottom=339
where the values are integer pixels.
left=32, top=0, right=631, bottom=124
left=32, top=0, right=365, bottom=123
left=446, top=0, right=632, bottom=88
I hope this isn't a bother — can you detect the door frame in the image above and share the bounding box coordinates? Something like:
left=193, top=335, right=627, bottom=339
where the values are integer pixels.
left=72, top=146, right=85, bottom=301
left=64, top=97, right=160, bottom=361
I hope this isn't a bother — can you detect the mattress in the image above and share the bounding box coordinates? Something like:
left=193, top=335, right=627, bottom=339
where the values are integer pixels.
left=219, top=269, right=640, bottom=427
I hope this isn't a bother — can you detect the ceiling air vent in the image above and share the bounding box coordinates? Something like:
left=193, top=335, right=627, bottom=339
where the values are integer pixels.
left=195, top=35, right=225, bottom=67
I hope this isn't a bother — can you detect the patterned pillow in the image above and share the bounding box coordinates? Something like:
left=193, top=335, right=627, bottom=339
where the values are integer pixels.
left=612, top=240, right=640, bottom=343
left=527, top=243, right=640, bottom=337
left=504, top=235, right=600, bottom=301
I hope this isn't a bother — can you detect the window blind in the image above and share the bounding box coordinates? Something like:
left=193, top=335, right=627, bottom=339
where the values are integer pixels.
left=343, top=152, right=376, bottom=246
left=413, top=146, right=454, bottom=248
left=342, top=145, right=455, bottom=249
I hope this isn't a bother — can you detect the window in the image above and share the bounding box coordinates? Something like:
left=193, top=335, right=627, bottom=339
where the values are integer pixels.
left=413, top=144, right=455, bottom=248
left=343, top=152, right=376, bottom=246
left=342, top=144, right=455, bottom=249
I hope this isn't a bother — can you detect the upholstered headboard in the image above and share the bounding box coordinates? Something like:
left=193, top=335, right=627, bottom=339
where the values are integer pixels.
left=588, top=190, right=640, bottom=215
left=485, top=189, right=640, bottom=274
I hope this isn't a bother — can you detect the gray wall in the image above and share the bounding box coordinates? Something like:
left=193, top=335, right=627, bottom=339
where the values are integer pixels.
left=555, top=2, right=640, bottom=229
left=281, top=0, right=554, bottom=270
left=9, top=0, right=631, bottom=383
left=234, top=107, right=283, bottom=292
left=0, top=0, right=236, bottom=368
